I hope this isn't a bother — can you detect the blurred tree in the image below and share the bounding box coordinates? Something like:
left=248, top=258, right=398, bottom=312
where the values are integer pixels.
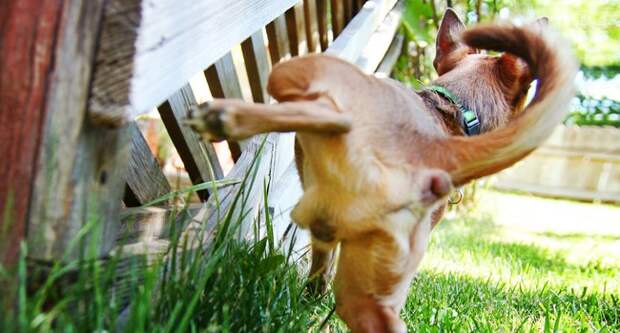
left=394, top=0, right=620, bottom=208
left=504, top=0, right=620, bottom=67
left=396, top=0, right=620, bottom=88
left=565, top=95, right=620, bottom=127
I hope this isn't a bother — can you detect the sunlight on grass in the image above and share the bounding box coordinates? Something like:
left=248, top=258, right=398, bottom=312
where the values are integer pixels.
left=3, top=179, right=618, bottom=332
left=410, top=189, right=620, bottom=331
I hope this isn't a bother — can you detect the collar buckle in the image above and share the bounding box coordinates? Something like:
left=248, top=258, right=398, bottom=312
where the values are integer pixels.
left=462, top=110, right=481, bottom=136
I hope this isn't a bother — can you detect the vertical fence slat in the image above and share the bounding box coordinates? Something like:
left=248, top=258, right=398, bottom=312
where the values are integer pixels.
left=204, top=53, right=247, bottom=160
left=375, top=33, right=404, bottom=77
left=316, top=0, right=330, bottom=51
left=344, top=0, right=354, bottom=23
left=0, top=1, right=66, bottom=265
left=159, top=85, right=224, bottom=201
left=286, top=3, right=309, bottom=56
left=241, top=30, right=272, bottom=103
left=285, top=7, right=301, bottom=56
left=295, top=2, right=309, bottom=55
left=355, top=0, right=404, bottom=73
left=352, top=0, right=362, bottom=14
left=124, top=123, right=172, bottom=206
left=275, top=14, right=292, bottom=60
left=331, top=0, right=345, bottom=37
left=356, top=0, right=365, bottom=12
left=205, top=53, right=244, bottom=100
left=266, top=14, right=291, bottom=64
left=303, top=0, right=320, bottom=53
left=22, top=0, right=127, bottom=262
left=265, top=20, right=282, bottom=64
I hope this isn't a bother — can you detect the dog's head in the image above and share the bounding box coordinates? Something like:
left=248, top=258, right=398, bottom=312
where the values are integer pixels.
left=432, top=9, right=547, bottom=131
left=334, top=9, right=575, bottom=333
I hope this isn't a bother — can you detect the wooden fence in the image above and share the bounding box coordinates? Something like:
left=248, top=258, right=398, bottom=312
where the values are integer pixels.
left=0, top=0, right=404, bottom=265
left=492, top=125, right=620, bottom=203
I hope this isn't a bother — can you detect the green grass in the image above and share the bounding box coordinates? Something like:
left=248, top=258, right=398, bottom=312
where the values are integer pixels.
left=2, top=177, right=619, bottom=333
left=403, top=191, right=620, bottom=332
left=0, top=138, right=337, bottom=332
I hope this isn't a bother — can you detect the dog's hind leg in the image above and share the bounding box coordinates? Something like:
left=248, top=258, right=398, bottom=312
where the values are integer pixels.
left=184, top=98, right=352, bottom=141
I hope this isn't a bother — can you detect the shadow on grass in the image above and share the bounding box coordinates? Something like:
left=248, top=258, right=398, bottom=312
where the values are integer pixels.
left=404, top=270, right=620, bottom=332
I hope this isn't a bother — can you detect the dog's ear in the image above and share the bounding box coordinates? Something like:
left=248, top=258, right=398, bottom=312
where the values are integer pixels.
left=433, top=9, right=473, bottom=75
left=498, top=52, right=532, bottom=106
left=498, top=53, right=528, bottom=83
left=496, top=16, right=547, bottom=91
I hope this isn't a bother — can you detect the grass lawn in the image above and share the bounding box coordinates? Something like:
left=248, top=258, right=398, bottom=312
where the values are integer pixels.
left=399, top=189, right=620, bottom=332
left=2, top=189, right=618, bottom=332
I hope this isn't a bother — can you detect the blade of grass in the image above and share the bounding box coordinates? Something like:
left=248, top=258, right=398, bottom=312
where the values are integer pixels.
left=142, top=178, right=241, bottom=207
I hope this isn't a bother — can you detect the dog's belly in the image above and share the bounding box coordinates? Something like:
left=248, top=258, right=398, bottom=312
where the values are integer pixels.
left=291, top=132, right=427, bottom=246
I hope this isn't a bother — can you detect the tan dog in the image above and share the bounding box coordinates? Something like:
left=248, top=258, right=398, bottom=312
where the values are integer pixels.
left=186, top=9, right=577, bottom=333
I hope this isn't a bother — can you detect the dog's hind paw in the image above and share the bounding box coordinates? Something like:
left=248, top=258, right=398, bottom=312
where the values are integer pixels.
left=182, top=102, right=233, bottom=142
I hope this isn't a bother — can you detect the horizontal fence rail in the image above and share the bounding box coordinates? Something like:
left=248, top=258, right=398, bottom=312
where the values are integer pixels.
left=117, top=0, right=404, bottom=264
left=89, top=0, right=301, bottom=126
left=493, top=126, right=620, bottom=203
left=2, top=0, right=404, bottom=266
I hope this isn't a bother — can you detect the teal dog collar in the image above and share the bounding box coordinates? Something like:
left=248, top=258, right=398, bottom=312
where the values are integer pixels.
left=427, top=85, right=481, bottom=136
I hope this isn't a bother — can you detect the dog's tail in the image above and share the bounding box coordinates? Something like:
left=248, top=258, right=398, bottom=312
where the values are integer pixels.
left=431, top=23, right=578, bottom=186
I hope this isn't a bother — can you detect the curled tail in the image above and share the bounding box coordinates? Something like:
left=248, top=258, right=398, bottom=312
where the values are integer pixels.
left=432, top=23, right=578, bottom=186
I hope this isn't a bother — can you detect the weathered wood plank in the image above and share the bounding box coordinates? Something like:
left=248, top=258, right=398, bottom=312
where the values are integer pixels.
left=29, top=123, right=129, bottom=261
left=375, top=33, right=404, bottom=77
left=326, top=0, right=399, bottom=62
left=285, top=7, right=301, bottom=57
left=358, top=0, right=366, bottom=9
left=241, top=30, right=272, bottom=103
left=205, top=54, right=245, bottom=101
left=158, top=85, right=224, bottom=201
left=266, top=158, right=309, bottom=262
left=303, top=0, right=320, bottom=53
left=204, top=53, right=247, bottom=160
left=111, top=203, right=204, bottom=318
left=331, top=0, right=345, bottom=36
left=353, top=0, right=365, bottom=14
left=16, top=0, right=130, bottom=262
left=265, top=20, right=282, bottom=65
left=294, top=2, right=309, bottom=55
left=274, top=14, right=292, bottom=63
left=355, top=0, right=403, bottom=73
left=0, top=0, right=68, bottom=265
left=89, top=0, right=299, bottom=126
left=316, top=0, right=330, bottom=51
left=493, top=126, right=620, bottom=203
left=118, top=204, right=204, bottom=245
left=124, top=122, right=172, bottom=206
left=201, top=133, right=296, bottom=240
left=344, top=0, right=354, bottom=23
left=285, top=3, right=308, bottom=57
left=189, top=0, right=401, bottom=255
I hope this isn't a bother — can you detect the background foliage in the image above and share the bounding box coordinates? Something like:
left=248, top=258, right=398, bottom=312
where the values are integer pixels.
left=396, top=0, right=620, bottom=127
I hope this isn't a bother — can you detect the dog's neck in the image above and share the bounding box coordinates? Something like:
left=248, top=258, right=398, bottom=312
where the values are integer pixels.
left=418, top=89, right=470, bottom=136
left=417, top=75, right=526, bottom=137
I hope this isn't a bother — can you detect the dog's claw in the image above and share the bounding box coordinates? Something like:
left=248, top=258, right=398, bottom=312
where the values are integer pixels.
left=180, top=117, right=204, bottom=128
left=182, top=102, right=229, bottom=142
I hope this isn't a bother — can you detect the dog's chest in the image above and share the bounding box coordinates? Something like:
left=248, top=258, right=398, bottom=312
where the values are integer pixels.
left=292, top=141, right=420, bottom=238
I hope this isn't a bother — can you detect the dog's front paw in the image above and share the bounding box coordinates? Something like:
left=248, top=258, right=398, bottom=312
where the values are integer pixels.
left=182, top=102, right=233, bottom=142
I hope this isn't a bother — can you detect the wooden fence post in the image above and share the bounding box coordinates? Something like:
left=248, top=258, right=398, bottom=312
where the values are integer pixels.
left=0, top=0, right=129, bottom=263
left=0, top=1, right=66, bottom=265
